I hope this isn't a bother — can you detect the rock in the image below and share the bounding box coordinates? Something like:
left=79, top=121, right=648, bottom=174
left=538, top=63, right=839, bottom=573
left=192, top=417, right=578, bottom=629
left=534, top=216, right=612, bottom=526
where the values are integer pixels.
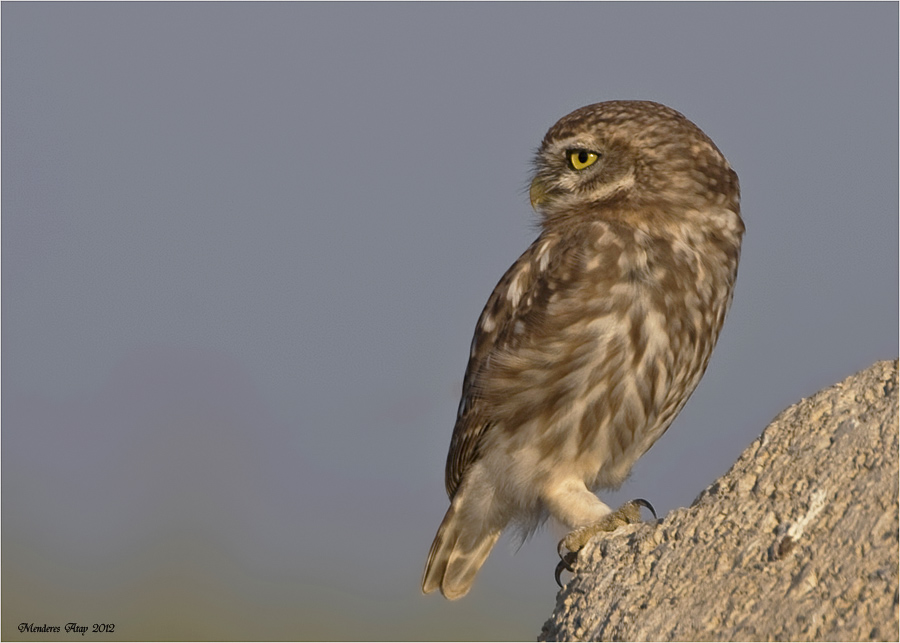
left=539, top=360, right=899, bottom=642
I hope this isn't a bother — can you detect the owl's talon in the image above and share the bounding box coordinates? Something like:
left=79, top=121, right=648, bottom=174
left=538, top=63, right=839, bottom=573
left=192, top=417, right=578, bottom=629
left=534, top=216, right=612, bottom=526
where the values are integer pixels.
left=554, top=559, right=567, bottom=587
left=557, top=538, right=578, bottom=570
left=554, top=552, right=578, bottom=587
left=633, top=498, right=658, bottom=521
left=554, top=536, right=579, bottom=587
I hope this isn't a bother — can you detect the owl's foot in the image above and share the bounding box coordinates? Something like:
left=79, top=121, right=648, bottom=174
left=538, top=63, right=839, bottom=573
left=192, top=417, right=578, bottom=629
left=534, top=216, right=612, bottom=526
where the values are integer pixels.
left=554, top=498, right=657, bottom=587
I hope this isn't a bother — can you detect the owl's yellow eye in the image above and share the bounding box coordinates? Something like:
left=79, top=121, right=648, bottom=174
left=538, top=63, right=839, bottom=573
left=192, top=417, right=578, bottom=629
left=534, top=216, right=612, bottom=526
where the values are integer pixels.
left=568, top=149, right=599, bottom=170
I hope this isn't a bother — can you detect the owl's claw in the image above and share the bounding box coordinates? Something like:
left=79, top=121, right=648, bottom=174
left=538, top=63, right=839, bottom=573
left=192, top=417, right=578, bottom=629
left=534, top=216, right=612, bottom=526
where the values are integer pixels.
left=552, top=540, right=588, bottom=588
left=555, top=537, right=579, bottom=586
left=554, top=498, right=657, bottom=587
left=556, top=537, right=569, bottom=564
left=632, top=498, right=658, bottom=520
left=554, top=554, right=577, bottom=587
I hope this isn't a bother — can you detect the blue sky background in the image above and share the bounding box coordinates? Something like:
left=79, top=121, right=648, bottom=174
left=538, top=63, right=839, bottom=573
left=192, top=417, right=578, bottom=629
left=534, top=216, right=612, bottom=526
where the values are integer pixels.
left=3, top=3, right=897, bottom=640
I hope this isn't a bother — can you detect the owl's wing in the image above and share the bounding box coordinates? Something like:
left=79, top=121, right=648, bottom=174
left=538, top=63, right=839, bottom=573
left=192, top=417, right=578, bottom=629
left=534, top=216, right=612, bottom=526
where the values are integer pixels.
left=444, top=229, right=600, bottom=498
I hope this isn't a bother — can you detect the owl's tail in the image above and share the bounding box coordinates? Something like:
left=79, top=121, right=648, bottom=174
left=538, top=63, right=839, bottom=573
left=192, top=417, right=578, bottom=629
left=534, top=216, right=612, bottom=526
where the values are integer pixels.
left=421, top=488, right=502, bottom=600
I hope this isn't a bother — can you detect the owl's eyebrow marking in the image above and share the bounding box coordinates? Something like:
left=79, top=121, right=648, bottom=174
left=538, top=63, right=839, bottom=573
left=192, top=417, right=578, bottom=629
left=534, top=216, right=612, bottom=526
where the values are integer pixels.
left=552, top=135, right=592, bottom=148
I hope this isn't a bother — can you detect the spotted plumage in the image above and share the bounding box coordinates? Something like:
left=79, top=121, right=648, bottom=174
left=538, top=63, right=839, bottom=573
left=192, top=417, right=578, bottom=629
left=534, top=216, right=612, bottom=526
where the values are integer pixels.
left=423, top=100, right=744, bottom=600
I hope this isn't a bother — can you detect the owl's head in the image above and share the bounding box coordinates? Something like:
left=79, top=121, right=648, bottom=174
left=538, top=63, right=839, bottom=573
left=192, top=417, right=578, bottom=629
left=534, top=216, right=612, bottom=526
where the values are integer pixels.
left=529, top=100, right=739, bottom=228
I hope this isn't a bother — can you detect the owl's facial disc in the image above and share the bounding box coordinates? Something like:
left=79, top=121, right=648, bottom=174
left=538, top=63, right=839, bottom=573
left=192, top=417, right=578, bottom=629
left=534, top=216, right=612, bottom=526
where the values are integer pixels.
left=530, top=135, right=636, bottom=217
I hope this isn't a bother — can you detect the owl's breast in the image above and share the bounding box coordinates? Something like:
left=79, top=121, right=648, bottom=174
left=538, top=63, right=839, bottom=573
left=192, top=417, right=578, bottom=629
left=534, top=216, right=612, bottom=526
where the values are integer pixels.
left=571, top=228, right=738, bottom=488
left=470, top=221, right=739, bottom=494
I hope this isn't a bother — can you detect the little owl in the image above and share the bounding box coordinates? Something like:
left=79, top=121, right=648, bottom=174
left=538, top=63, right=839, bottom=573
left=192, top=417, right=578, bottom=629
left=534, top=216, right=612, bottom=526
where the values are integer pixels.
left=422, top=100, right=744, bottom=600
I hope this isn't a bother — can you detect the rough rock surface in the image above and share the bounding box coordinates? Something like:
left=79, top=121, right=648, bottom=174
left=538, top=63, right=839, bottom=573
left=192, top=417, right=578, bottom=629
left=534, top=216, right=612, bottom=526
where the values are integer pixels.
left=540, top=360, right=899, bottom=642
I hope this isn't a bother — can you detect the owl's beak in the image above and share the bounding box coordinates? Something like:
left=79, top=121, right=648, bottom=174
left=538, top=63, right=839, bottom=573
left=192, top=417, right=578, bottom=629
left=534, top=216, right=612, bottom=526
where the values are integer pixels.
left=529, top=177, right=547, bottom=210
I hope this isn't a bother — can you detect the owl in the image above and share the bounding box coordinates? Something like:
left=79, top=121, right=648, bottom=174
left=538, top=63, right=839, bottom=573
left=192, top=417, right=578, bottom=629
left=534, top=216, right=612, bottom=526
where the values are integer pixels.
left=422, top=100, right=744, bottom=600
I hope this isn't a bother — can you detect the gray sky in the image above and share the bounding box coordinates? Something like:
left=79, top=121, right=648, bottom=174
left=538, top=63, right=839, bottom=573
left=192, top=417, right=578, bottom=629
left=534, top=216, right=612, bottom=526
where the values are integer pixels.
left=3, top=3, right=897, bottom=641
